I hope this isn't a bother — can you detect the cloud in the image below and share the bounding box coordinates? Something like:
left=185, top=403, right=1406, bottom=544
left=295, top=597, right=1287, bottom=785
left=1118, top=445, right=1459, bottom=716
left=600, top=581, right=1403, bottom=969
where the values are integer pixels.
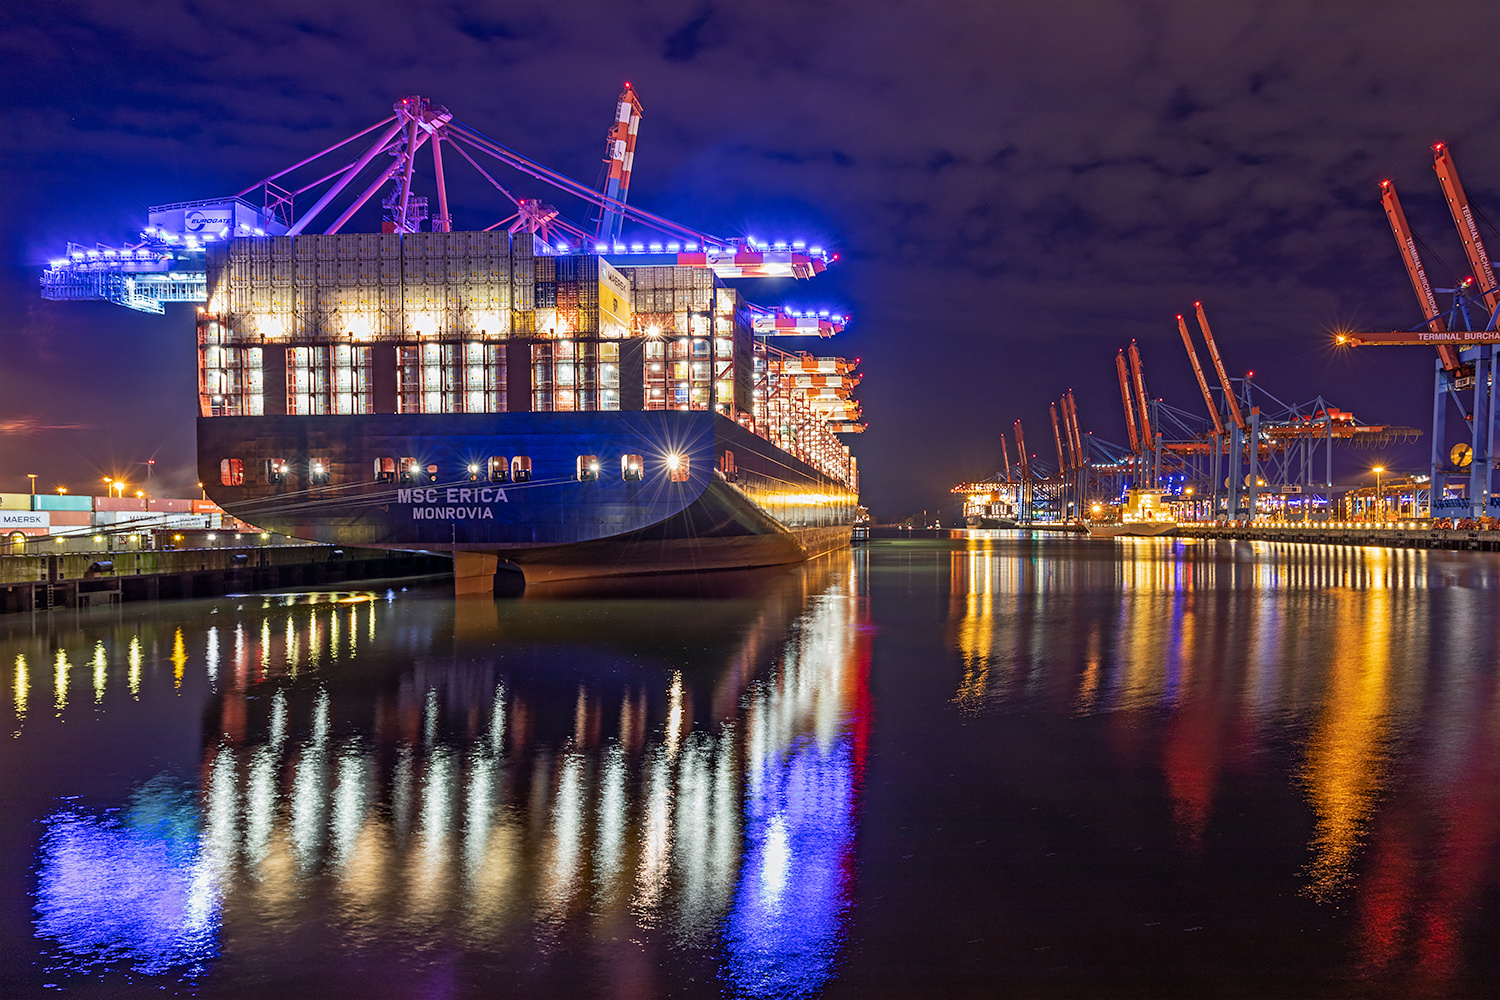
left=0, top=417, right=93, bottom=434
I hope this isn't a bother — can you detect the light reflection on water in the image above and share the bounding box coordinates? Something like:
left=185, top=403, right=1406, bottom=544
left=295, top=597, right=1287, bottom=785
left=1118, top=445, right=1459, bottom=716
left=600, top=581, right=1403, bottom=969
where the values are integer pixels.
left=12, top=537, right=1500, bottom=995
left=8, top=557, right=867, bottom=996
left=944, top=533, right=1500, bottom=992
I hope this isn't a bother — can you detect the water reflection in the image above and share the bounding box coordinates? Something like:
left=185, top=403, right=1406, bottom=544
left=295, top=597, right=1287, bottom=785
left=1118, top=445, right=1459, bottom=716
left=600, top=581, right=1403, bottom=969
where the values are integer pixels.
left=945, top=533, right=1500, bottom=990
left=14, top=555, right=867, bottom=994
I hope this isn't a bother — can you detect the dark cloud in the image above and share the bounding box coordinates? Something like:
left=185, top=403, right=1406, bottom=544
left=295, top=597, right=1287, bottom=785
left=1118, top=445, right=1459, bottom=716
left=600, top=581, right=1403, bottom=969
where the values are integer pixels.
left=2, top=1, right=1499, bottom=512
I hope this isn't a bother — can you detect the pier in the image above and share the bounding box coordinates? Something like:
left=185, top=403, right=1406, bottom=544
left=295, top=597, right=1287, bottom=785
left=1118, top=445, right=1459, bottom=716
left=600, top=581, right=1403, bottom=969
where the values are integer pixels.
left=0, top=545, right=448, bottom=613
left=1165, top=522, right=1500, bottom=551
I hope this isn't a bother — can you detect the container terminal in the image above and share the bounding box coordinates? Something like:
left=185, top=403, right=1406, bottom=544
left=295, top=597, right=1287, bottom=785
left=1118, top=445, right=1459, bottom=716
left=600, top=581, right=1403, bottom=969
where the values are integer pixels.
left=955, top=140, right=1500, bottom=546
left=38, top=88, right=866, bottom=592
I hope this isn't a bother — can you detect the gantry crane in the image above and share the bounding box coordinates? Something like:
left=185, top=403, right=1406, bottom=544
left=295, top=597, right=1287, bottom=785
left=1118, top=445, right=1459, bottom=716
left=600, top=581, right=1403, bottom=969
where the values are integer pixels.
left=42, top=88, right=835, bottom=313
left=1344, top=143, right=1500, bottom=517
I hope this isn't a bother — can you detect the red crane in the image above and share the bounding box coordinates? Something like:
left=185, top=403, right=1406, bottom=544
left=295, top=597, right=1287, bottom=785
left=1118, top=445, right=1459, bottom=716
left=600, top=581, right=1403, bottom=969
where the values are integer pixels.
left=1014, top=420, right=1031, bottom=482
left=1065, top=391, right=1084, bottom=468
left=1128, top=342, right=1154, bottom=451
left=1380, top=178, right=1462, bottom=371
left=1050, top=402, right=1068, bottom=473
left=1000, top=434, right=1012, bottom=482
left=1177, top=314, right=1225, bottom=439
left=1194, top=303, right=1246, bottom=432
left=1116, top=350, right=1141, bottom=455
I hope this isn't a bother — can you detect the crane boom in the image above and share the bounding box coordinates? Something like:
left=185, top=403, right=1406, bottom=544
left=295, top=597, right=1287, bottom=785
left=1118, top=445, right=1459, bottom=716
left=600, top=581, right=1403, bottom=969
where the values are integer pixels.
left=1014, top=420, right=1031, bottom=481
left=1177, top=314, right=1225, bottom=437
left=1433, top=144, right=1500, bottom=315
left=1065, top=391, right=1083, bottom=466
left=1000, top=435, right=1012, bottom=482
left=1194, top=302, right=1246, bottom=431
left=1128, top=342, right=1154, bottom=448
left=1381, top=178, right=1461, bottom=371
left=598, top=83, right=644, bottom=244
left=1051, top=403, right=1067, bottom=473
left=1116, top=351, right=1140, bottom=454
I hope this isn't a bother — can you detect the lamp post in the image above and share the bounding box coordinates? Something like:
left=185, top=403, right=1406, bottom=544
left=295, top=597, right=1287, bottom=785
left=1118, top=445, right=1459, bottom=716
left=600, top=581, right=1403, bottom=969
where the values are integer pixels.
left=27, top=474, right=36, bottom=495
left=1373, top=466, right=1385, bottom=523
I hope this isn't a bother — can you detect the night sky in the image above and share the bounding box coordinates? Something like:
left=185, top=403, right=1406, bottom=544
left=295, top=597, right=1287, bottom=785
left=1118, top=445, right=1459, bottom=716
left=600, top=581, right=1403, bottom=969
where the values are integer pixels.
left=4, top=1, right=1500, bottom=518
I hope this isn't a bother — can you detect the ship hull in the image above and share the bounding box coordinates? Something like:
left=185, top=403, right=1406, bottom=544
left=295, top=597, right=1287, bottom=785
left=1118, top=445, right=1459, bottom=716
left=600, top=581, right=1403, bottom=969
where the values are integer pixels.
left=198, top=411, right=856, bottom=583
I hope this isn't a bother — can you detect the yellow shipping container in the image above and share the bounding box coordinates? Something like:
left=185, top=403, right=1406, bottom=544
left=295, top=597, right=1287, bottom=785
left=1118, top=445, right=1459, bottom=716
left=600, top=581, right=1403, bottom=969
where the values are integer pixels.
left=0, top=493, right=30, bottom=510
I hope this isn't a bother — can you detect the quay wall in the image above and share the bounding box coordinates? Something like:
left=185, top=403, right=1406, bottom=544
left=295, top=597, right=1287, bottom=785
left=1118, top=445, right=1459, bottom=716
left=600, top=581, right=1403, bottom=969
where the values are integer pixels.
left=0, top=545, right=449, bottom=614
left=1166, top=524, right=1500, bottom=552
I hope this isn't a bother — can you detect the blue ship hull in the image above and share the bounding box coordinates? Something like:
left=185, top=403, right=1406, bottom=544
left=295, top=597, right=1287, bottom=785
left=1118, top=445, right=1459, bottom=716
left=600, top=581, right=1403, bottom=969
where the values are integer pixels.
left=198, top=411, right=855, bottom=582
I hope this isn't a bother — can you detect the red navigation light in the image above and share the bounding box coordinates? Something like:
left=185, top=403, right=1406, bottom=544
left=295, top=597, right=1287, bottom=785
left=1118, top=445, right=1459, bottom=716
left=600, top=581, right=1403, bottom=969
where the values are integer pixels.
left=1193, top=301, right=1201, bottom=307
left=1247, top=370, right=1255, bottom=377
left=1380, top=179, right=1391, bottom=188
left=1176, top=314, right=1183, bottom=320
left=1434, top=142, right=1445, bottom=151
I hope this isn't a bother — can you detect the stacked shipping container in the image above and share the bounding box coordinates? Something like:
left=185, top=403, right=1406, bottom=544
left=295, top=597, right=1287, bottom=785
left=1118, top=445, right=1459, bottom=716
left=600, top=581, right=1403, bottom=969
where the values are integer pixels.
left=200, top=234, right=856, bottom=487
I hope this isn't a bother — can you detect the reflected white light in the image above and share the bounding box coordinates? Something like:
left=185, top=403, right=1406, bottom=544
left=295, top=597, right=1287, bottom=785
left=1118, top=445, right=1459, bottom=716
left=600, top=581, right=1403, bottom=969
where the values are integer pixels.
left=760, top=813, right=790, bottom=905
left=489, top=683, right=506, bottom=757
left=418, top=747, right=454, bottom=886
left=666, top=671, right=684, bottom=758
left=636, top=749, right=673, bottom=912
left=595, top=743, right=626, bottom=894
left=54, top=648, right=70, bottom=713
left=542, top=753, right=584, bottom=912
left=290, top=690, right=330, bottom=869
left=92, top=642, right=107, bottom=704
left=205, top=627, right=219, bottom=691
left=463, top=750, right=494, bottom=881
left=244, top=747, right=277, bottom=866
left=128, top=637, right=141, bottom=698
left=330, top=746, right=367, bottom=871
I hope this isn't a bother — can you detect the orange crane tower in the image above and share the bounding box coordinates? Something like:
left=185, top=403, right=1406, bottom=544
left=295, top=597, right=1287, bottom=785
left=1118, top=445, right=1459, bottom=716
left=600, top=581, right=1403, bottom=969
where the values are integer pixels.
left=1065, top=391, right=1084, bottom=468
left=1116, top=351, right=1141, bottom=455
left=1194, top=304, right=1245, bottom=433
left=1014, top=420, right=1030, bottom=480
left=1050, top=403, right=1068, bottom=474
left=1380, top=179, right=1462, bottom=372
left=1434, top=144, right=1500, bottom=319
left=1177, top=314, right=1225, bottom=439
left=1000, top=435, right=1012, bottom=482
left=1128, top=342, right=1155, bottom=485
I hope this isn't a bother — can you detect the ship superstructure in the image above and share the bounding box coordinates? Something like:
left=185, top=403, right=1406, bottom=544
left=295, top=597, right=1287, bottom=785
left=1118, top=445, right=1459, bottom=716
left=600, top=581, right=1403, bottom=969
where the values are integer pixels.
left=43, top=91, right=864, bottom=589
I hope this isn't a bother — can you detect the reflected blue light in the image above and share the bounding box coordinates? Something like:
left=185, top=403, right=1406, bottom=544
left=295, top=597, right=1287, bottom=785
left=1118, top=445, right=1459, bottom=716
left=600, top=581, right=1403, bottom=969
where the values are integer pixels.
left=34, top=777, right=218, bottom=977
left=723, top=738, right=856, bottom=1000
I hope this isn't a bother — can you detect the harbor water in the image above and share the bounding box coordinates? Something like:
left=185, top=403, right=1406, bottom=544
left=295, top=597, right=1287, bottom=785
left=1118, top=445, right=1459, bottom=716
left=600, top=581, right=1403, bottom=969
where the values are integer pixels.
left=5, top=534, right=1500, bottom=997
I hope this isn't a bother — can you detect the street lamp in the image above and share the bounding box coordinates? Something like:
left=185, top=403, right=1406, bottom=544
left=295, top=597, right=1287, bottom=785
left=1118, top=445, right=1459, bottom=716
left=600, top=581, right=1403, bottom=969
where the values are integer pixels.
left=1373, top=466, right=1385, bottom=523
left=27, top=474, right=36, bottom=495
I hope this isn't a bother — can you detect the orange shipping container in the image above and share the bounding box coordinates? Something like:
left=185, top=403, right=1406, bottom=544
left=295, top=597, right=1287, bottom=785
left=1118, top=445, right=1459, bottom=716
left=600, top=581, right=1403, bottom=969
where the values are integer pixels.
left=48, top=511, right=92, bottom=527
left=148, top=498, right=194, bottom=513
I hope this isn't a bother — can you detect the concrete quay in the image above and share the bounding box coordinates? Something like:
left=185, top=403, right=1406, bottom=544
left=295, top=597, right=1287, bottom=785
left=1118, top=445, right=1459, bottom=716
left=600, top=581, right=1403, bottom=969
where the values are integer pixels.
left=0, top=545, right=449, bottom=613
left=1166, top=523, right=1500, bottom=552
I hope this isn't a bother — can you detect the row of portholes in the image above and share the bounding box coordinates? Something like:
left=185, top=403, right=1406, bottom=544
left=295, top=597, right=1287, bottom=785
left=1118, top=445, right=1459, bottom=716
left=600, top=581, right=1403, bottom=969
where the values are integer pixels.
left=220, top=453, right=690, bottom=487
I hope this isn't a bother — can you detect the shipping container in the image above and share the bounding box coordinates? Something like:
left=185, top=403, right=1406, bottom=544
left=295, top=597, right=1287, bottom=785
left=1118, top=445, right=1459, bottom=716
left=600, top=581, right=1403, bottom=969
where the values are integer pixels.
left=0, top=493, right=30, bottom=510
left=148, top=498, right=194, bottom=513
left=47, top=510, right=92, bottom=527
left=35, top=494, right=93, bottom=512
left=93, top=497, right=147, bottom=512
left=193, top=499, right=226, bottom=514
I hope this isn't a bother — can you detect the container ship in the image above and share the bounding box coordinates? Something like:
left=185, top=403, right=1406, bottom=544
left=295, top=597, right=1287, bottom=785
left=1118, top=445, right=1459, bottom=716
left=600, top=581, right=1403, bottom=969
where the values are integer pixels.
left=41, top=92, right=874, bottom=590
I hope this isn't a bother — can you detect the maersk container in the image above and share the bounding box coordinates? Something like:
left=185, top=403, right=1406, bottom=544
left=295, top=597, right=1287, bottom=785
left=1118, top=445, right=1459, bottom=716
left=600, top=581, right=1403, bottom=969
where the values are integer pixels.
left=35, top=494, right=93, bottom=512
